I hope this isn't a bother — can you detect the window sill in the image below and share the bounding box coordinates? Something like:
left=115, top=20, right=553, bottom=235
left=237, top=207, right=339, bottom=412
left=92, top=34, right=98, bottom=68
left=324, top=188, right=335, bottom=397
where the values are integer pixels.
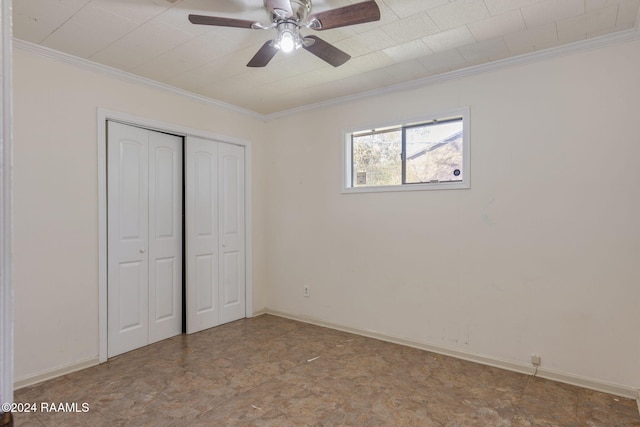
left=341, top=181, right=470, bottom=194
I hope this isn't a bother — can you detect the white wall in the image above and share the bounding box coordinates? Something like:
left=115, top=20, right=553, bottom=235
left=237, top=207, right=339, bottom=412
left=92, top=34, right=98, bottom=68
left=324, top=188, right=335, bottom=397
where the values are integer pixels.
left=264, top=39, right=640, bottom=393
left=13, top=36, right=640, bottom=396
left=12, top=49, right=268, bottom=382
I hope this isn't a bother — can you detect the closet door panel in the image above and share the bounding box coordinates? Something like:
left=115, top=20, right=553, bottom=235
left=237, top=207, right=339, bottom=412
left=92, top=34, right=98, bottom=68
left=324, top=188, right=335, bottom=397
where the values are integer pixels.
left=218, top=142, right=245, bottom=324
left=107, top=122, right=149, bottom=357
left=186, top=136, right=219, bottom=333
left=108, top=122, right=182, bottom=356
left=148, top=131, right=183, bottom=344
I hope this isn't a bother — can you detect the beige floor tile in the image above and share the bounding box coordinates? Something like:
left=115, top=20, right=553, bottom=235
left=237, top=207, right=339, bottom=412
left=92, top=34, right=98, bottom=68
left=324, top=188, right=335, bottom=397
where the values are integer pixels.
left=12, top=315, right=640, bottom=426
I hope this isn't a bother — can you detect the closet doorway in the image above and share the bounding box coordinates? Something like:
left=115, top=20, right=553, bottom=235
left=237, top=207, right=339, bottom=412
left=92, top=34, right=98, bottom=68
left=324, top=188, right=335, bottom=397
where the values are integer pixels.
left=103, top=118, right=249, bottom=359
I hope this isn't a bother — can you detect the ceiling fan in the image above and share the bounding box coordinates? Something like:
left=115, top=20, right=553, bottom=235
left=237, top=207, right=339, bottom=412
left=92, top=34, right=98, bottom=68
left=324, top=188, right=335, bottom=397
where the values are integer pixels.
left=188, top=0, right=381, bottom=67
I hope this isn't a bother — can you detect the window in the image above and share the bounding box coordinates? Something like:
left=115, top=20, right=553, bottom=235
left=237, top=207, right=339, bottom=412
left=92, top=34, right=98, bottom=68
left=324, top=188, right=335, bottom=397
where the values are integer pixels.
left=344, top=107, right=469, bottom=193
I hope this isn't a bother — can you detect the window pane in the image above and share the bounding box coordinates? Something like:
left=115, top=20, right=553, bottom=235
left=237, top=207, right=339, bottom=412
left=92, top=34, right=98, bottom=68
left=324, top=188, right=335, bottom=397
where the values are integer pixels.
left=352, top=129, right=401, bottom=187
left=405, top=120, right=463, bottom=184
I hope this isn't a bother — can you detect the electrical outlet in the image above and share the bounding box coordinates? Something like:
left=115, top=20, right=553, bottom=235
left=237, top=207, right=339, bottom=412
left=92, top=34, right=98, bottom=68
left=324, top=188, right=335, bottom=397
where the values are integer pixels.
left=304, top=285, right=310, bottom=298
left=531, top=354, right=541, bottom=366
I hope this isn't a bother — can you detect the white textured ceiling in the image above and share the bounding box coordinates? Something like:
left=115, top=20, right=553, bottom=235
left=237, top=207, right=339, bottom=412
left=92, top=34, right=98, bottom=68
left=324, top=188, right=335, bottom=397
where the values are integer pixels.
left=13, top=0, right=640, bottom=114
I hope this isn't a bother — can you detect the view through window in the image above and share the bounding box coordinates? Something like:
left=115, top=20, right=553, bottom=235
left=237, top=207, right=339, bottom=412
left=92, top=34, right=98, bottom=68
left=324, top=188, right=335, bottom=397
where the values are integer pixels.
left=346, top=109, right=468, bottom=192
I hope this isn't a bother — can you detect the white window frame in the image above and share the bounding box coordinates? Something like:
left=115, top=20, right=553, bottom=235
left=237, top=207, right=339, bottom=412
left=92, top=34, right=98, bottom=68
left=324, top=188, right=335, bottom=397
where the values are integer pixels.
left=342, top=107, right=470, bottom=193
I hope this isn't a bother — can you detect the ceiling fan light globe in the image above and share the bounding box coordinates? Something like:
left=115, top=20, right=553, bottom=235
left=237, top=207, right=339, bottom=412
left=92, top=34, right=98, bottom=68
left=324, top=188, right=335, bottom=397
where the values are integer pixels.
left=279, top=30, right=296, bottom=53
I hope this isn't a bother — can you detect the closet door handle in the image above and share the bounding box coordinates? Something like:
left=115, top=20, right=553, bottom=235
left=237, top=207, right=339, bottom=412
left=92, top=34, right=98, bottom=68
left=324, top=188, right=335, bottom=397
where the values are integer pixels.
left=140, top=248, right=146, bottom=253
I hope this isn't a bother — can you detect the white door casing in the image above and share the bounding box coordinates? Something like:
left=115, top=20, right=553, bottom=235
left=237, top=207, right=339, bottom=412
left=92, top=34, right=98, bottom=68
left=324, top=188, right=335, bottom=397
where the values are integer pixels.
left=107, top=122, right=182, bottom=357
left=0, top=0, right=14, bottom=409
left=97, top=109, right=253, bottom=363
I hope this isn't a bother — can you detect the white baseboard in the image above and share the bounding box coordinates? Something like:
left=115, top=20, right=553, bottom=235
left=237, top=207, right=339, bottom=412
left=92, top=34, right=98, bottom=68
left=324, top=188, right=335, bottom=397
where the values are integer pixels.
left=264, top=309, right=638, bottom=400
left=534, top=366, right=638, bottom=400
left=14, top=357, right=99, bottom=390
left=250, top=309, right=268, bottom=318
left=13, top=314, right=640, bottom=416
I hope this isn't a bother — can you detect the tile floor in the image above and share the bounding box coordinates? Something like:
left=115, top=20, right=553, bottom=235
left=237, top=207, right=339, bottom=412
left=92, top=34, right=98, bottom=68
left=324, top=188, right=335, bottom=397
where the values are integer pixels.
left=12, top=314, right=640, bottom=426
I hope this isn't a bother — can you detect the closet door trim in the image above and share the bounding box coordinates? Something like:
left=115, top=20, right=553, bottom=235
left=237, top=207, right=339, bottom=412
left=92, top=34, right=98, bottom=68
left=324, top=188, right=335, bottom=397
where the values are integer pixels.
left=97, top=109, right=253, bottom=363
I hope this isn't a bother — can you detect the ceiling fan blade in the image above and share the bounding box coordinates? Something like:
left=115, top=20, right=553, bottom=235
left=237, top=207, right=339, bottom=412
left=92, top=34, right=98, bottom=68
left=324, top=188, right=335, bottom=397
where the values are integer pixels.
left=188, top=14, right=258, bottom=29
left=265, top=0, right=293, bottom=18
left=308, top=0, right=381, bottom=30
left=303, top=36, right=350, bottom=67
left=247, top=41, right=279, bottom=67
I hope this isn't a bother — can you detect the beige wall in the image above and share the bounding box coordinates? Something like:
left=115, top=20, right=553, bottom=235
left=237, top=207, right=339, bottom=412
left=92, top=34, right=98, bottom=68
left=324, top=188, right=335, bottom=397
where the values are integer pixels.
left=13, top=37, right=640, bottom=393
left=12, top=49, right=268, bottom=381
left=264, top=39, right=640, bottom=391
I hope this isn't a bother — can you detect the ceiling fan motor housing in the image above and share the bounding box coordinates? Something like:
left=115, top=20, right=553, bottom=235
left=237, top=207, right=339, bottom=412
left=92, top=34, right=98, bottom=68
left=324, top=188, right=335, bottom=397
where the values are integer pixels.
left=292, top=0, right=312, bottom=20
left=267, top=0, right=312, bottom=21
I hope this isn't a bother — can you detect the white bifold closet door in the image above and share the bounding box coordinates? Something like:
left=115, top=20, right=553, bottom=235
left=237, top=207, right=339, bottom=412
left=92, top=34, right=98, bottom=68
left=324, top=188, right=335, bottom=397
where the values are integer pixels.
left=107, top=122, right=183, bottom=357
left=186, top=136, right=245, bottom=334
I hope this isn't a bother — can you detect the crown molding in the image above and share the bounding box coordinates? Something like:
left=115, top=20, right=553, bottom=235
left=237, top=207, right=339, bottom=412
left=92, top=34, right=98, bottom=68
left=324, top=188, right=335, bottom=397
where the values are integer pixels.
left=13, top=39, right=267, bottom=121
left=265, top=26, right=640, bottom=120
left=14, top=22, right=640, bottom=122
